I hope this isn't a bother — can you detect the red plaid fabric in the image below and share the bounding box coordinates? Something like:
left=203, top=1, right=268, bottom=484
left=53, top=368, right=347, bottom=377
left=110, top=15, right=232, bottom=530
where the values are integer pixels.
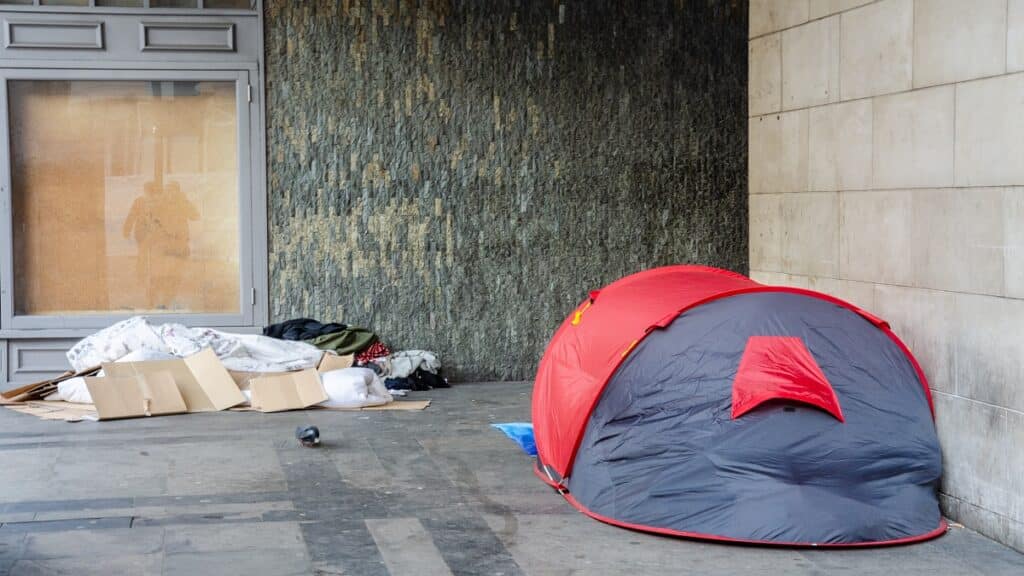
left=356, top=341, right=391, bottom=364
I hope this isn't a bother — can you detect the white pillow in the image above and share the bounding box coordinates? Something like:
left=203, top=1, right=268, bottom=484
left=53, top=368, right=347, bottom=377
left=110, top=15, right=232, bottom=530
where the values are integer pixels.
left=319, top=368, right=392, bottom=409
left=52, top=377, right=93, bottom=404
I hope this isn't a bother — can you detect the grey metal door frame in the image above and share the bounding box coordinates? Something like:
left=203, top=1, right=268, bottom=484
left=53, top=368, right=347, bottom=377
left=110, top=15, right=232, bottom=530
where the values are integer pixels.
left=0, top=2, right=258, bottom=17
left=0, top=65, right=263, bottom=330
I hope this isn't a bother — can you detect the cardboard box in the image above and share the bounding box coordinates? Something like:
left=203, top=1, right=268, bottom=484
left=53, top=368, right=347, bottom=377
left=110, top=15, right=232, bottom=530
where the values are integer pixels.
left=228, top=353, right=354, bottom=390
left=102, top=348, right=244, bottom=412
left=84, top=372, right=186, bottom=420
left=249, top=369, right=328, bottom=413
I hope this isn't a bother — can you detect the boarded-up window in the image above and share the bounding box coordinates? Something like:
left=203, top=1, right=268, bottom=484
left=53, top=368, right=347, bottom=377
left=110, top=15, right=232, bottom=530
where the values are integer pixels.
left=9, top=80, right=240, bottom=315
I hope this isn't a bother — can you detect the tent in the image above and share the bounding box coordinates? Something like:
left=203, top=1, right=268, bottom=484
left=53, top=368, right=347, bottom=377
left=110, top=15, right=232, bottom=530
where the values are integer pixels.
left=532, top=265, right=945, bottom=546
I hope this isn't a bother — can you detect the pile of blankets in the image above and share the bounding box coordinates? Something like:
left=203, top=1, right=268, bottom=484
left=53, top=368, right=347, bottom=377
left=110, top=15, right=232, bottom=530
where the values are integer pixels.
left=263, top=319, right=391, bottom=364
left=48, top=316, right=448, bottom=407
left=68, top=316, right=324, bottom=373
left=262, top=318, right=448, bottom=390
left=55, top=316, right=391, bottom=408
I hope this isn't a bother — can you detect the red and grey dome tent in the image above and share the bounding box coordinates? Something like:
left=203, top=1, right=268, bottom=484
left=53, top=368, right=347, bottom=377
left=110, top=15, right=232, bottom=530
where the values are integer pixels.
left=532, top=265, right=945, bottom=546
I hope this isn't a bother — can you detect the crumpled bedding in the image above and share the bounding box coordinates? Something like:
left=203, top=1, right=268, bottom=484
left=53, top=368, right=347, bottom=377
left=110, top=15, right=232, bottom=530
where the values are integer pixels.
left=66, top=316, right=324, bottom=373
left=375, top=350, right=442, bottom=379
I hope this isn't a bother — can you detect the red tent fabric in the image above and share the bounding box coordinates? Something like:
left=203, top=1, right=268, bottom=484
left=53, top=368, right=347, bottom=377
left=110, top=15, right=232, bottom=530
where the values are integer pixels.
left=531, top=265, right=758, bottom=479
left=731, top=336, right=843, bottom=422
left=532, top=265, right=932, bottom=482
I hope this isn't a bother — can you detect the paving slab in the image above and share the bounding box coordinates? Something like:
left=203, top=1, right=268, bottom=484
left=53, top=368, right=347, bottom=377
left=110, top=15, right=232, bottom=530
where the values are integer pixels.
left=0, top=381, right=1018, bottom=576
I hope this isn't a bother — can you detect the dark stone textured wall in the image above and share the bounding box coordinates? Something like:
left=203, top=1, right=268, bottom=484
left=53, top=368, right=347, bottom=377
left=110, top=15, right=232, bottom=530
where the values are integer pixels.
left=264, top=0, right=748, bottom=380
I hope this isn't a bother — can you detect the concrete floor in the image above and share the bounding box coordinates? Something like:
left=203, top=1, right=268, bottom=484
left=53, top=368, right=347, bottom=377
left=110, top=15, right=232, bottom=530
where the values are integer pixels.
left=0, top=381, right=1020, bottom=576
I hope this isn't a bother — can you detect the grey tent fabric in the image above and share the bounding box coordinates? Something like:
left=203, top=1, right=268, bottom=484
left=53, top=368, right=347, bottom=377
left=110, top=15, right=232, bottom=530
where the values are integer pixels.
left=568, top=292, right=942, bottom=545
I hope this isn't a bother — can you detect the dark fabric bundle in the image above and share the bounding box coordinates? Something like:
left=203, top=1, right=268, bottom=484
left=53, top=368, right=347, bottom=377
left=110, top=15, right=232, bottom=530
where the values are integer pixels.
left=263, top=318, right=348, bottom=341
left=305, top=328, right=378, bottom=355
left=384, top=368, right=450, bottom=391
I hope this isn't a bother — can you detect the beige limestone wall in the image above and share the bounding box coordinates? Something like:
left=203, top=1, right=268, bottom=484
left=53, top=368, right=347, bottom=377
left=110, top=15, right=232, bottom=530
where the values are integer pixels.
left=749, top=0, right=1024, bottom=550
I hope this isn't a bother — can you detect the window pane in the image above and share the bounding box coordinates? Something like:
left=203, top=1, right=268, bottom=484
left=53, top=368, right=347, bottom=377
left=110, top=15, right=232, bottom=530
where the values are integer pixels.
left=10, top=80, right=240, bottom=316
left=204, top=0, right=253, bottom=8
left=149, top=0, right=198, bottom=7
left=0, top=1, right=35, bottom=5
left=40, top=0, right=90, bottom=5
left=96, top=0, right=144, bottom=6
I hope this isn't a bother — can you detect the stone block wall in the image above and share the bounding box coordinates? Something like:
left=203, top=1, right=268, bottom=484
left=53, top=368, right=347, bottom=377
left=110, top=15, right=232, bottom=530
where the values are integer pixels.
left=748, top=0, right=1024, bottom=550
left=264, top=0, right=748, bottom=380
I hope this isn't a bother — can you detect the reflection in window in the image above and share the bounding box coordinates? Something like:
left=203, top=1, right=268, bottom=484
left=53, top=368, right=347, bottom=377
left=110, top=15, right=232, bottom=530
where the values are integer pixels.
left=9, top=80, right=240, bottom=315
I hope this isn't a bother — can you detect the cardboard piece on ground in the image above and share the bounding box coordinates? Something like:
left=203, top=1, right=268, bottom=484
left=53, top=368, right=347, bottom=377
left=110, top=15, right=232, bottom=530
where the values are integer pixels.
left=229, top=353, right=353, bottom=390
left=102, top=348, right=244, bottom=412
left=230, top=399, right=431, bottom=412
left=3, top=401, right=98, bottom=422
left=249, top=369, right=328, bottom=413
left=320, top=399, right=431, bottom=411
left=84, top=372, right=186, bottom=420
left=1, top=366, right=101, bottom=404
left=317, top=353, right=354, bottom=373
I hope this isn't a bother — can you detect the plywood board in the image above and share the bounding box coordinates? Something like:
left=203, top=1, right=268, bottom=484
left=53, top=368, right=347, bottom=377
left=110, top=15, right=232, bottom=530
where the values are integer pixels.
left=9, top=79, right=240, bottom=315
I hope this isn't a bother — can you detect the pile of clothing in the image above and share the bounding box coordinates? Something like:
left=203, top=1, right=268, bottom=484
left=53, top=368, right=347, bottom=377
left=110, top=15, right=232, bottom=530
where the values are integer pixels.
left=263, top=319, right=390, bottom=364
left=263, top=318, right=450, bottom=393
left=378, top=350, right=447, bottom=392
left=52, top=316, right=395, bottom=410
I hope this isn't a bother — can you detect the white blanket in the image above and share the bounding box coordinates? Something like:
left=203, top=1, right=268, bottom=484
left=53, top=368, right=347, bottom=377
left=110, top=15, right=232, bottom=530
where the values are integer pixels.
left=66, top=316, right=324, bottom=373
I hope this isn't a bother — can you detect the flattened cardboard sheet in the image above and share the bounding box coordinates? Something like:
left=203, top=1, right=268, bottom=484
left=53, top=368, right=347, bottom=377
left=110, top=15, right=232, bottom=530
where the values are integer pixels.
left=1, top=365, right=101, bottom=403
left=3, top=401, right=98, bottom=422
left=84, top=372, right=186, bottom=420
left=249, top=369, right=328, bottom=413
left=102, top=348, right=244, bottom=412
left=230, top=399, right=431, bottom=412
left=324, top=399, right=431, bottom=411
left=317, top=353, right=354, bottom=373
